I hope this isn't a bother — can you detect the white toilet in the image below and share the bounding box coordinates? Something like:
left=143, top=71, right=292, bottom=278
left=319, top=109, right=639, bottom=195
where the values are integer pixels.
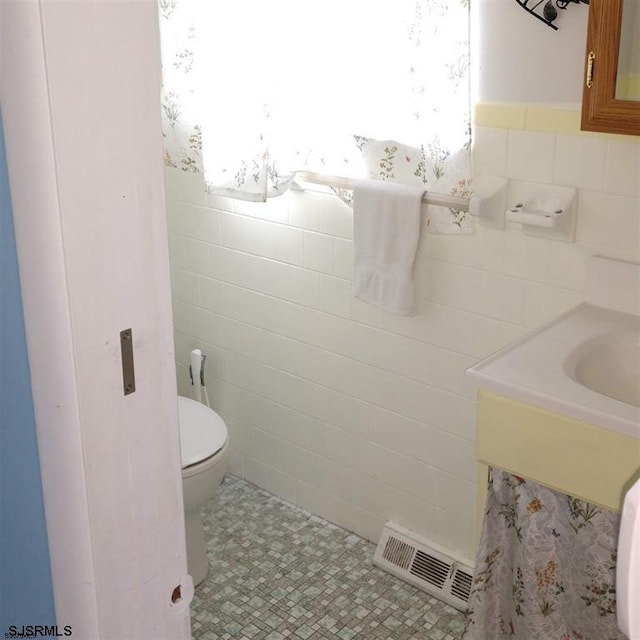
left=178, top=395, right=229, bottom=586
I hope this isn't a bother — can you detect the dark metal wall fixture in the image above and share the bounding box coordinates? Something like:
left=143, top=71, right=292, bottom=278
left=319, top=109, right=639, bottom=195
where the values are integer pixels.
left=514, top=0, right=589, bottom=30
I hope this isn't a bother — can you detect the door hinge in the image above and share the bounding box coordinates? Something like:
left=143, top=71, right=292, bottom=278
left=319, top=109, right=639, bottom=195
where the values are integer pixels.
left=586, top=51, right=595, bottom=88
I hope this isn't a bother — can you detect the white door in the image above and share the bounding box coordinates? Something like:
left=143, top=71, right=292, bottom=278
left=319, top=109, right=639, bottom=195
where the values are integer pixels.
left=0, top=2, right=191, bottom=638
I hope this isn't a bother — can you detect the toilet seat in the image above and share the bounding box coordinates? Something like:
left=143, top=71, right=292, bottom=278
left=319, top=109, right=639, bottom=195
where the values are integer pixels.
left=178, top=396, right=228, bottom=468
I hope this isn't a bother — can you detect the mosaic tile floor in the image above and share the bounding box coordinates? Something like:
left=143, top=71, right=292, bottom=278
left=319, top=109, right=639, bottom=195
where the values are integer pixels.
left=192, top=475, right=466, bottom=640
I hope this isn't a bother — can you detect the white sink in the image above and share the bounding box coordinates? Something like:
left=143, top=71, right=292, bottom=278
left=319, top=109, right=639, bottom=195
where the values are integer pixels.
left=466, top=256, right=640, bottom=639
left=566, top=331, right=640, bottom=408
left=466, top=256, right=640, bottom=437
left=466, top=303, right=640, bottom=439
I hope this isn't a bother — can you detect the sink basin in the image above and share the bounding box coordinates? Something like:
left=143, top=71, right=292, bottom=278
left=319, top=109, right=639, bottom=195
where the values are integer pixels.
left=466, top=302, right=640, bottom=439
left=466, top=256, right=640, bottom=438
left=566, top=332, right=640, bottom=408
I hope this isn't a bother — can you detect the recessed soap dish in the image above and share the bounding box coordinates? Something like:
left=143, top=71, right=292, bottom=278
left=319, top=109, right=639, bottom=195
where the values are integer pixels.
left=505, top=183, right=577, bottom=242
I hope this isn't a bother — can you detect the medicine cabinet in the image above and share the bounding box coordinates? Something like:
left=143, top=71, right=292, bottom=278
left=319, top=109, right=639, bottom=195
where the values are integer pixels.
left=581, top=0, right=640, bottom=136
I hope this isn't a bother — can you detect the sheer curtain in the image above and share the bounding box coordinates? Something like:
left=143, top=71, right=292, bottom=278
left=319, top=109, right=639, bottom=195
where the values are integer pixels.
left=159, top=0, right=471, bottom=225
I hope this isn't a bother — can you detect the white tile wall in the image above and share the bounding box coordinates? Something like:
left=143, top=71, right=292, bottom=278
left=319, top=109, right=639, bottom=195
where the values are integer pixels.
left=165, top=123, right=640, bottom=563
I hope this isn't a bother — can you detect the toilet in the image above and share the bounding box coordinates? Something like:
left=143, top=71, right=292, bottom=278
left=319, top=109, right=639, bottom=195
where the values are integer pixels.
left=178, top=395, right=229, bottom=586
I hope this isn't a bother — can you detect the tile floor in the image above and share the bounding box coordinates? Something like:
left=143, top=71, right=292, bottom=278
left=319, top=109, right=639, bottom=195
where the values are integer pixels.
left=191, top=475, right=466, bottom=640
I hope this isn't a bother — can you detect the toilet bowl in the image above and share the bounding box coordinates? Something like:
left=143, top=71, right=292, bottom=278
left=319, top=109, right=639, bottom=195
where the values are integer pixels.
left=178, top=395, right=228, bottom=586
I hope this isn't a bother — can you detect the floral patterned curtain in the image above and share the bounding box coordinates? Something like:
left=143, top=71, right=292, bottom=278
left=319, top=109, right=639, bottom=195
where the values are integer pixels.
left=463, top=469, right=626, bottom=640
left=158, top=0, right=471, bottom=230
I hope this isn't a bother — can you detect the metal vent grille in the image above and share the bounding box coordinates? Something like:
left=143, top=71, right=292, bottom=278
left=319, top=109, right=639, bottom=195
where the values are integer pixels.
left=382, top=535, right=414, bottom=571
left=451, top=566, right=473, bottom=602
left=410, top=549, right=452, bottom=588
left=373, top=522, right=474, bottom=612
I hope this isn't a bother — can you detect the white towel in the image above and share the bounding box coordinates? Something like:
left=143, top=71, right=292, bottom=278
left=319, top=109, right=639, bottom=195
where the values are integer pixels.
left=352, top=179, right=424, bottom=315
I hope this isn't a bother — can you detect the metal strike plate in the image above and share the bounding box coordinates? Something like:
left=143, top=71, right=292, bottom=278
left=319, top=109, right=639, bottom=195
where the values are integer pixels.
left=120, top=328, right=136, bottom=395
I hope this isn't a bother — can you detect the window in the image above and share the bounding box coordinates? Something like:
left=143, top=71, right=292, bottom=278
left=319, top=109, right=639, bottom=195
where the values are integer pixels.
left=159, top=0, right=471, bottom=208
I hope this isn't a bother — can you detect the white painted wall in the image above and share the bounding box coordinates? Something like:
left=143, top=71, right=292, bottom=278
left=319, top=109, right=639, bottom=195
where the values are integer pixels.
left=477, top=0, right=589, bottom=104
left=1, top=2, right=190, bottom=638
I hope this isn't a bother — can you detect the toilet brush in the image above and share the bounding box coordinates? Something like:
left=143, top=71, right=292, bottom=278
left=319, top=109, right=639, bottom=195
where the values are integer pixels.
left=189, top=349, right=202, bottom=404
left=201, top=356, right=211, bottom=408
left=189, top=348, right=211, bottom=408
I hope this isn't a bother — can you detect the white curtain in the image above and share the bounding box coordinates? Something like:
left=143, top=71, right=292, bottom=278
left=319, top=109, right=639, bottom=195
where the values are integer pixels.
left=159, top=0, right=471, bottom=227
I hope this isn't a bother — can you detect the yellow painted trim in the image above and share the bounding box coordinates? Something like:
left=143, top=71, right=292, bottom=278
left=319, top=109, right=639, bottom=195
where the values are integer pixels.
left=475, top=390, right=640, bottom=513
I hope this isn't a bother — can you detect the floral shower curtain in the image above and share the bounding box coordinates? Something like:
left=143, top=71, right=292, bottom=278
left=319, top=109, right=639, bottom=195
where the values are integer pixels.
left=158, top=0, right=472, bottom=231
left=463, top=469, right=626, bottom=640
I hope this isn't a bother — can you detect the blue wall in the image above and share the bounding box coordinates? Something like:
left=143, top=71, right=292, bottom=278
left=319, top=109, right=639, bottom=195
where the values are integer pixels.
left=0, top=111, right=56, bottom=630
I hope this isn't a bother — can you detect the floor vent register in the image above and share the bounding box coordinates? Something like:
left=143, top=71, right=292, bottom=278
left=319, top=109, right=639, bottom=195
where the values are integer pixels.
left=373, top=522, right=474, bottom=612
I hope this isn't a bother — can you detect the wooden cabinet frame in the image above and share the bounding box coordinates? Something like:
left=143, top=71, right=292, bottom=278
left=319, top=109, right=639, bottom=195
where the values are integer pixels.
left=581, top=0, right=640, bottom=136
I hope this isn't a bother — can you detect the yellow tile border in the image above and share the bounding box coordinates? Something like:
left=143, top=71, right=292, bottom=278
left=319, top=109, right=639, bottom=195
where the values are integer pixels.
left=474, top=102, right=640, bottom=141
left=474, top=103, right=580, bottom=134
left=525, top=107, right=582, bottom=135
left=473, top=103, right=527, bottom=130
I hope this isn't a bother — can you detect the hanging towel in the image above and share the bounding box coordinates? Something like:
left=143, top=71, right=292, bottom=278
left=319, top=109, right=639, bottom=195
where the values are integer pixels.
left=352, top=179, right=424, bottom=315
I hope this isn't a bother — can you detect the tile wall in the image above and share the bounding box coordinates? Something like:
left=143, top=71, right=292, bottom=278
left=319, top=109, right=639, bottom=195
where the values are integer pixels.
left=165, top=104, right=639, bottom=562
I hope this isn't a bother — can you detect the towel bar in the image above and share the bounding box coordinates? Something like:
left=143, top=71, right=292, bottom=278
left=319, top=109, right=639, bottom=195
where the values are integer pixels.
left=295, top=171, right=470, bottom=212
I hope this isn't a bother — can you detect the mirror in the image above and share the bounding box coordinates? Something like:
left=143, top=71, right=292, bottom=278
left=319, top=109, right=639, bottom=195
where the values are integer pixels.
left=581, top=0, right=640, bottom=135
left=616, top=0, right=640, bottom=100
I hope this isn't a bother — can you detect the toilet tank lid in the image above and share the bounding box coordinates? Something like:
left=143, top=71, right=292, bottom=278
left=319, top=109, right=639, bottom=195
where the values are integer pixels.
left=178, top=396, right=227, bottom=468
